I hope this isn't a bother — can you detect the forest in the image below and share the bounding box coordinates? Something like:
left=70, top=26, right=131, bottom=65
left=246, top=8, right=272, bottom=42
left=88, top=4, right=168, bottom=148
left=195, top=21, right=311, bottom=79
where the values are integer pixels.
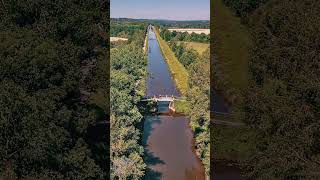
left=112, top=18, right=210, bottom=29
left=110, top=20, right=148, bottom=179
left=215, top=0, right=320, bottom=179
left=159, top=27, right=211, bottom=176
left=0, top=0, right=109, bottom=179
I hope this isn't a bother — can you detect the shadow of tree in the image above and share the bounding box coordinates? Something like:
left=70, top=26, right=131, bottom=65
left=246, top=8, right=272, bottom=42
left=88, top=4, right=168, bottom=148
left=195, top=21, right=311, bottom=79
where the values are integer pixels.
left=143, top=148, right=164, bottom=180
left=142, top=115, right=164, bottom=180
left=142, top=115, right=161, bottom=145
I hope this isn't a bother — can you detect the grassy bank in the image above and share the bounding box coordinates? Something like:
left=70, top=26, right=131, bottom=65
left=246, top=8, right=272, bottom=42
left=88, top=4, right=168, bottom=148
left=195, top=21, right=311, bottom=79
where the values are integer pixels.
left=144, top=31, right=149, bottom=54
left=154, top=27, right=189, bottom=96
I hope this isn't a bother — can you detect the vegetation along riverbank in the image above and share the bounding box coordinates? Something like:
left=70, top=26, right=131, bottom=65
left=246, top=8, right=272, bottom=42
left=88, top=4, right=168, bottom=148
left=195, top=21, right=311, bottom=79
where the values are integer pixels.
left=159, top=25, right=211, bottom=176
left=110, top=19, right=148, bottom=179
left=154, top=27, right=189, bottom=96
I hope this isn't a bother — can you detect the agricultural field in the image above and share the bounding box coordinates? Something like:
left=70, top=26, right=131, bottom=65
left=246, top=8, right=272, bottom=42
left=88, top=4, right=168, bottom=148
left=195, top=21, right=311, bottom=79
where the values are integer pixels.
left=168, top=28, right=210, bottom=35
left=177, top=41, right=209, bottom=55
left=110, top=37, right=128, bottom=42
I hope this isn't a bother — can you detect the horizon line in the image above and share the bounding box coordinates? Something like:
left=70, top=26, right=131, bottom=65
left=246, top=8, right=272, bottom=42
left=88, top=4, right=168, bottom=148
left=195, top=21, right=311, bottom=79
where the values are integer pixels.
left=111, top=17, right=210, bottom=21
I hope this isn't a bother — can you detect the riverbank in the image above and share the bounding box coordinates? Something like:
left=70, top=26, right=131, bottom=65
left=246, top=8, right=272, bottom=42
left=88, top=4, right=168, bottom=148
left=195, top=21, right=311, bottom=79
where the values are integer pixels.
left=143, top=27, right=149, bottom=53
left=153, top=27, right=189, bottom=96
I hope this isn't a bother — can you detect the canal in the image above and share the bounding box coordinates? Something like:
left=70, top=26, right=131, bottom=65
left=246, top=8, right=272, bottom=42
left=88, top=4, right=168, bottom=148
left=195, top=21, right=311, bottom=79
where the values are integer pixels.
left=142, top=27, right=205, bottom=180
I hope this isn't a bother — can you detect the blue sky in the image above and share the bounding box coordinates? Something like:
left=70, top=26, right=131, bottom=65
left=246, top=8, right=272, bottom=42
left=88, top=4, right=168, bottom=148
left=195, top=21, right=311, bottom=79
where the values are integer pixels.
left=111, top=0, right=210, bottom=21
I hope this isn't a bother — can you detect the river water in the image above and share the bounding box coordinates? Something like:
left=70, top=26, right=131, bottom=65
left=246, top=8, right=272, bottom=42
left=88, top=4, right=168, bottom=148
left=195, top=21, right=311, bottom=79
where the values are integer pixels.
left=142, top=27, right=205, bottom=180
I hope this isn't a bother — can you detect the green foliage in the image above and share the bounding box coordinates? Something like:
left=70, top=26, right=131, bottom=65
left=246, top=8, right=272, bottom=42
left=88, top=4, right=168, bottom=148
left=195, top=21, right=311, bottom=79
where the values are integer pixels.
left=160, top=29, right=210, bottom=43
left=161, top=26, right=210, bottom=175
left=111, top=20, right=147, bottom=47
left=110, top=25, right=148, bottom=179
left=187, top=50, right=211, bottom=175
left=223, top=0, right=268, bottom=22
left=169, top=41, right=200, bottom=67
left=0, top=0, right=108, bottom=179
left=112, top=18, right=209, bottom=29
left=244, top=0, right=320, bottom=179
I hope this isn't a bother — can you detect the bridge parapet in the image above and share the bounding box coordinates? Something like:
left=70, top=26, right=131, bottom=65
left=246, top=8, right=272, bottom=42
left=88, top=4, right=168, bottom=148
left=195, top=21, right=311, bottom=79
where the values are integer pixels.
left=141, top=95, right=185, bottom=102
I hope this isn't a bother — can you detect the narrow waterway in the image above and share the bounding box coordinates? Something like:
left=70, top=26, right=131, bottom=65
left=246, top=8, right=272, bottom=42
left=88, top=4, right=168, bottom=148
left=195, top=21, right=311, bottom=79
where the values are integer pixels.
left=142, top=27, right=205, bottom=180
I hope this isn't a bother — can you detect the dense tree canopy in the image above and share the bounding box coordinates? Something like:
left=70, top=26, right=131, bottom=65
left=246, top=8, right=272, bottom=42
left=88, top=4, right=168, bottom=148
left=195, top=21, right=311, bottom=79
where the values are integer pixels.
left=160, top=29, right=210, bottom=43
left=0, top=0, right=108, bottom=179
left=244, top=0, right=320, bottom=179
left=110, top=21, right=148, bottom=179
left=188, top=50, right=211, bottom=175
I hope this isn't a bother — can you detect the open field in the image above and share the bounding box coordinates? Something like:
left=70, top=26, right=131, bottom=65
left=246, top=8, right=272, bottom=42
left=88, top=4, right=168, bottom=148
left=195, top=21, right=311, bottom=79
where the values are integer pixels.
left=168, top=28, right=210, bottom=35
left=110, top=37, right=128, bottom=42
left=154, top=27, right=189, bottom=96
left=178, top=41, right=209, bottom=55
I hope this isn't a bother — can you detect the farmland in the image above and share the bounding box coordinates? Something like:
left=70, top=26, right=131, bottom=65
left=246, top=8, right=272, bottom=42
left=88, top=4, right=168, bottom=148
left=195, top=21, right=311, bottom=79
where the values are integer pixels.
left=177, top=41, right=209, bottom=55
left=110, top=37, right=128, bottom=42
left=168, top=28, right=210, bottom=35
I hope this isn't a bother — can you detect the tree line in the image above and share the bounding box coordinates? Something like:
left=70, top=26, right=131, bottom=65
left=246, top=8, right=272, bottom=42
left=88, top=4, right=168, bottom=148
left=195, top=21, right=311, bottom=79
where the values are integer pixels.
left=160, top=29, right=210, bottom=43
left=222, top=0, right=320, bottom=179
left=112, top=18, right=210, bottom=29
left=110, top=21, right=148, bottom=179
left=160, top=29, right=211, bottom=176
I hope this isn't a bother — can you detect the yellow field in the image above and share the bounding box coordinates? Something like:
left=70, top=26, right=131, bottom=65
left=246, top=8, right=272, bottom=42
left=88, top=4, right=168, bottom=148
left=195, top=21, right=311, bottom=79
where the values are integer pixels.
left=110, top=37, right=128, bottom=42
left=168, top=28, right=210, bottom=35
left=154, top=28, right=189, bottom=96
left=178, top=41, right=209, bottom=55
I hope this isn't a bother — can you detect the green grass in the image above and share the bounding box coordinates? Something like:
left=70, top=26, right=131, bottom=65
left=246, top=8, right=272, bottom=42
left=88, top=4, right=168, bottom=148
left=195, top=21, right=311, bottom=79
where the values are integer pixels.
left=174, top=100, right=190, bottom=113
left=144, top=32, right=149, bottom=54
left=154, top=28, right=189, bottom=96
left=178, top=41, right=209, bottom=55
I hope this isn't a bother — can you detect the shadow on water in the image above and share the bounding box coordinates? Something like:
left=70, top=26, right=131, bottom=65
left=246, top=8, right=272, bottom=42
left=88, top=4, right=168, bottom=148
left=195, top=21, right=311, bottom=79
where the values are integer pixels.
left=142, top=115, right=162, bottom=145
left=144, top=148, right=165, bottom=180
left=143, top=115, right=164, bottom=180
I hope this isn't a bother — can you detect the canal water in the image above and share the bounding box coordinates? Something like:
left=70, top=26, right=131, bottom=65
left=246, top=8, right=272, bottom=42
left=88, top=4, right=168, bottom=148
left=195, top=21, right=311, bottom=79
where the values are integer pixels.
left=142, top=27, right=205, bottom=180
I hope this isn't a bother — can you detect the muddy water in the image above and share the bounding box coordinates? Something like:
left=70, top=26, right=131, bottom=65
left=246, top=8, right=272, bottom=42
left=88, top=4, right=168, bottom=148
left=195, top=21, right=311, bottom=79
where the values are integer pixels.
left=142, top=27, right=205, bottom=180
